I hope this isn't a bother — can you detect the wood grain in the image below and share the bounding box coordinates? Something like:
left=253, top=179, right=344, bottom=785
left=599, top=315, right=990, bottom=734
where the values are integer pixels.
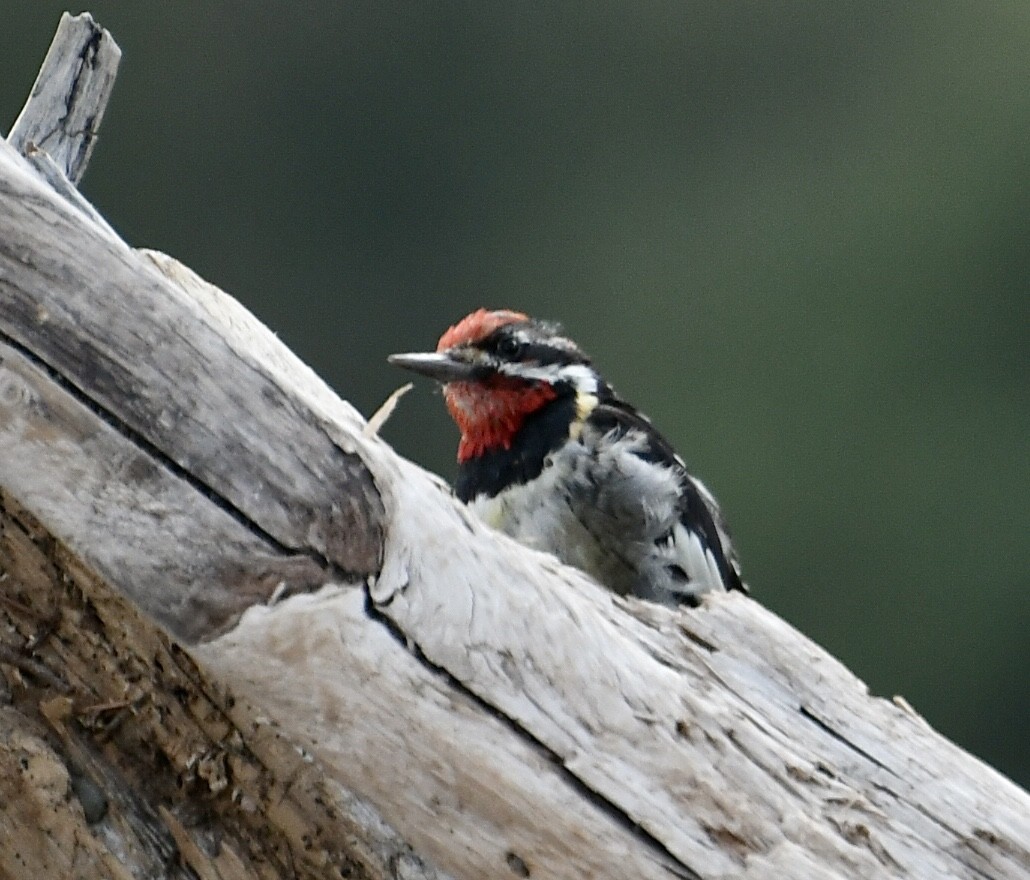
left=2, top=13, right=1028, bottom=880
left=8, top=12, right=121, bottom=183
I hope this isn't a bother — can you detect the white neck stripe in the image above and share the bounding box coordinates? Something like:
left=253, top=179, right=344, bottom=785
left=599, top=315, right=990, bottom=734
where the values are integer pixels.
left=498, top=362, right=599, bottom=393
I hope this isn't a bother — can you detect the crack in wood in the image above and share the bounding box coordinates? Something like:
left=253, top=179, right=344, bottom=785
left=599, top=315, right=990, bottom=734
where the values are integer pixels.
left=0, top=496, right=426, bottom=878
left=7, top=13, right=120, bottom=185
left=362, top=588, right=704, bottom=880
left=56, top=26, right=106, bottom=166
left=0, top=324, right=366, bottom=588
left=798, top=705, right=899, bottom=778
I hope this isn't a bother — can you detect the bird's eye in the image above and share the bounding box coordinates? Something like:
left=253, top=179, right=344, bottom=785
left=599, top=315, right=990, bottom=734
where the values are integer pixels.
left=496, top=336, right=524, bottom=359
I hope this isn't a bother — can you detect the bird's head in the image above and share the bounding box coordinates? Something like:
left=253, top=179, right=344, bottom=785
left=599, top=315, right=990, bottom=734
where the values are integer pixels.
left=389, top=309, right=599, bottom=461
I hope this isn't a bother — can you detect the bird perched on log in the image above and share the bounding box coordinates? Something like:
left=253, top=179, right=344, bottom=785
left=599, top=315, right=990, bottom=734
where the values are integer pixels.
left=389, top=308, right=745, bottom=605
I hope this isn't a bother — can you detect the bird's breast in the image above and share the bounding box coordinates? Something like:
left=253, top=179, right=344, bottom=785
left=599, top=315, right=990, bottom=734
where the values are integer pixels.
left=467, top=441, right=635, bottom=594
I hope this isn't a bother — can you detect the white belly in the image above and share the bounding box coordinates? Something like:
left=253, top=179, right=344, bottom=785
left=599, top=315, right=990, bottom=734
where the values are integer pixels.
left=465, top=431, right=727, bottom=604
left=467, top=441, right=637, bottom=593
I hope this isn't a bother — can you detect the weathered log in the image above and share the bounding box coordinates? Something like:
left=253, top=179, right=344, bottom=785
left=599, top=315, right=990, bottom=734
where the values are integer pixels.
left=1, top=13, right=1027, bottom=880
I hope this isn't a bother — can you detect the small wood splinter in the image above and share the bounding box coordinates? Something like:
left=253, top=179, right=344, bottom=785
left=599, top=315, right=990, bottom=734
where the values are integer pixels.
left=363, top=382, right=413, bottom=437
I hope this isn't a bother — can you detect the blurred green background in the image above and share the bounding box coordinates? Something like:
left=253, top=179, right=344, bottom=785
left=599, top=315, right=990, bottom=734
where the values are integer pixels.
left=3, top=5, right=1026, bottom=788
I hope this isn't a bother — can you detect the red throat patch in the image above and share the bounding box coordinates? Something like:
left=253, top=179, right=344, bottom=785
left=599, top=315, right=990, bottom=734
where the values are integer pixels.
left=445, top=377, right=557, bottom=462
left=437, top=308, right=529, bottom=351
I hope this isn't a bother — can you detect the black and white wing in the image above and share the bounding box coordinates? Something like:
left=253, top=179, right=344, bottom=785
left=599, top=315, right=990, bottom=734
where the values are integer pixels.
left=586, top=397, right=747, bottom=602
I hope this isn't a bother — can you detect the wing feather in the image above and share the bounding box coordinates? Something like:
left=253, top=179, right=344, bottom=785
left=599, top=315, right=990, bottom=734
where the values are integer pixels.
left=588, top=398, right=747, bottom=594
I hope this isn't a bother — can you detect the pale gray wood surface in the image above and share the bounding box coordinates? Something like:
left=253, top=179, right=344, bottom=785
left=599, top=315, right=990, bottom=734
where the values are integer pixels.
left=362, top=450, right=1030, bottom=879
left=1, top=13, right=1027, bottom=880
left=0, top=139, right=382, bottom=639
left=8, top=12, right=120, bottom=183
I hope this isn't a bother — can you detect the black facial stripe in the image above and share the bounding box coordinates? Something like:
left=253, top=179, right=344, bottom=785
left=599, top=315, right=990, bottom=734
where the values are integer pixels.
left=476, top=322, right=591, bottom=369
left=455, top=394, right=578, bottom=501
left=520, top=342, right=589, bottom=366
left=478, top=325, right=530, bottom=358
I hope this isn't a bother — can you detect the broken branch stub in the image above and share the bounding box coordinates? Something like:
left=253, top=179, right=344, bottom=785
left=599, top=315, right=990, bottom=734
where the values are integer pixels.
left=8, top=12, right=121, bottom=184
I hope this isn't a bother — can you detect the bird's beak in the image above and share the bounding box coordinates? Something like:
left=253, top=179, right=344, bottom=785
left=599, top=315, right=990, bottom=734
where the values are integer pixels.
left=387, top=351, right=480, bottom=383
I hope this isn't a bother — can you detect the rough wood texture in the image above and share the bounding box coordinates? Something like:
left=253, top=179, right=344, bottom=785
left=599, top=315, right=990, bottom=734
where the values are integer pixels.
left=0, top=491, right=441, bottom=880
left=8, top=12, right=120, bottom=183
left=0, top=144, right=383, bottom=640
left=1, top=14, right=1028, bottom=880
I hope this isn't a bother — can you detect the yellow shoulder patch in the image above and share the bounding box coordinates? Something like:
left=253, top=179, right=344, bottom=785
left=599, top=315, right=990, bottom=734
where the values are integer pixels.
left=569, top=392, right=599, bottom=440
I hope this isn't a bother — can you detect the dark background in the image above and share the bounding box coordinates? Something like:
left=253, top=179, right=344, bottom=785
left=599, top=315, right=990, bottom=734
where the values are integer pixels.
left=4, top=5, right=1026, bottom=788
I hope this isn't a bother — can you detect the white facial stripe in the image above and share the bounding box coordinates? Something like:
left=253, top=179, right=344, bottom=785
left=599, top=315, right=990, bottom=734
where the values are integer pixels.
left=497, top=361, right=598, bottom=393
left=506, top=326, right=577, bottom=348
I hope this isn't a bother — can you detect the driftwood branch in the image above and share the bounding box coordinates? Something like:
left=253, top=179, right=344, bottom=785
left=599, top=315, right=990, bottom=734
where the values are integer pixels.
left=1, top=14, right=1028, bottom=880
